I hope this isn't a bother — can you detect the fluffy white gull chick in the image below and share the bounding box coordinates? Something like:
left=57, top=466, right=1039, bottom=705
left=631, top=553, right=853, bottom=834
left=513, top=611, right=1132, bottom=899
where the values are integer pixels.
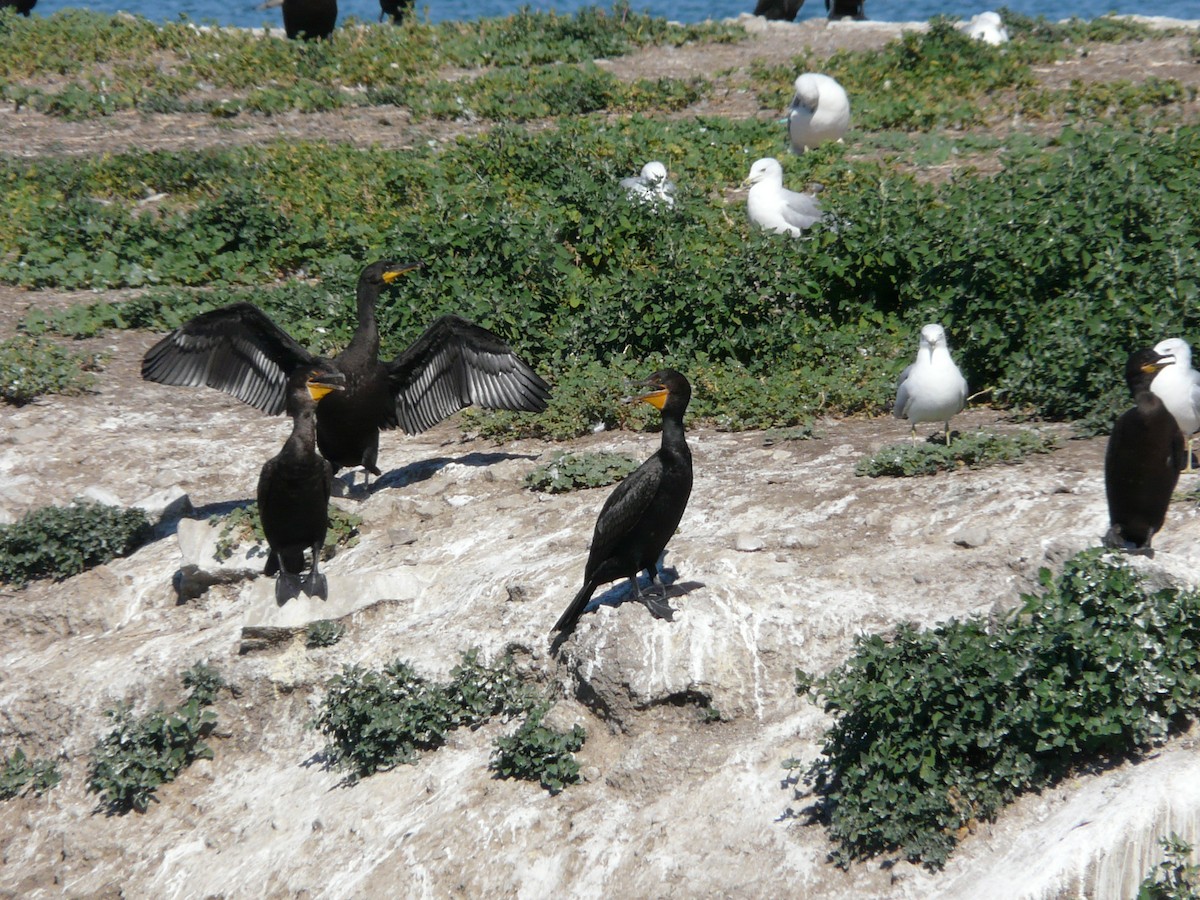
left=620, top=161, right=676, bottom=209
left=960, top=11, right=1009, bottom=45
left=1150, top=336, right=1200, bottom=470
left=744, top=158, right=823, bottom=237
left=893, top=323, right=968, bottom=445
left=788, top=73, right=851, bottom=154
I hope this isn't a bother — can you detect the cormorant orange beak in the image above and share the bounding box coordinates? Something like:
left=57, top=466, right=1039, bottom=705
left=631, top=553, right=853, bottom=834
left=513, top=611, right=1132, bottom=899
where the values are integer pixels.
left=306, top=370, right=346, bottom=402
left=635, top=386, right=669, bottom=410
left=382, top=261, right=423, bottom=284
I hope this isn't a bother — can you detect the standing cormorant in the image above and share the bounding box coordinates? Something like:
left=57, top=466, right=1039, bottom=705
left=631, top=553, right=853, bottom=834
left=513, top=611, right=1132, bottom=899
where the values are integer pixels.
left=282, top=0, right=337, bottom=40
left=259, top=366, right=345, bottom=602
left=550, top=370, right=693, bottom=652
left=893, top=323, right=968, bottom=445
left=1104, top=348, right=1185, bottom=552
left=1, top=0, right=36, bottom=16
left=379, top=0, right=414, bottom=23
left=142, top=260, right=551, bottom=483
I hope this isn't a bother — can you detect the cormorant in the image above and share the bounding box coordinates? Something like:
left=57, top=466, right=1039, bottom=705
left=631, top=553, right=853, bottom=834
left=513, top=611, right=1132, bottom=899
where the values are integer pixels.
left=379, top=0, right=414, bottom=23
left=282, top=0, right=337, bottom=40
left=787, top=73, right=850, bottom=154
left=142, top=260, right=551, bottom=483
left=0, top=0, right=36, bottom=16
left=744, top=158, right=824, bottom=237
left=825, top=0, right=865, bottom=19
left=550, top=370, right=693, bottom=652
left=1105, top=348, right=1185, bottom=552
left=1149, top=336, right=1200, bottom=470
left=753, top=0, right=804, bottom=21
left=893, top=323, right=968, bottom=445
left=259, top=366, right=345, bottom=602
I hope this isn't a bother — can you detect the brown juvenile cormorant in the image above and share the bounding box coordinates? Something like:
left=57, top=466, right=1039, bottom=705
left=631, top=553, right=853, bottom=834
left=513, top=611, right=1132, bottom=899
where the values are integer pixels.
left=142, top=260, right=551, bottom=484
left=1104, top=348, right=1185, bottom=552
left=550, top=370, right=693, bottom=652
left=259, top=366, right=345, bottom=602
left=282, top=0, right=337, bottom=40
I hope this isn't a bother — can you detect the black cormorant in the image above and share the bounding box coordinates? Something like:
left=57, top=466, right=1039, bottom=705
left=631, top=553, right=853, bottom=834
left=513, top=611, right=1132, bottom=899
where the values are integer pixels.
left=259, top=366, right=345, bottom=602
left=282, top=0, right=337, bottom=40
left=1104, top=348, right=1185, bottom=552
left=752, top=0, right=803, bottom=21
left=379, top=0, right=414, bottom=23
left=550, top=370, right=693, bottom=652
left=142, top=260, right=551, bottom=483
left=1, top=0, right=36, bottom=16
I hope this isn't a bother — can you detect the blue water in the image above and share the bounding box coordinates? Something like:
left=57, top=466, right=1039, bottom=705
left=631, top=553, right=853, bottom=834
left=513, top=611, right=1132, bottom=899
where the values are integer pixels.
left=23, top=0, right=1200, bottom=31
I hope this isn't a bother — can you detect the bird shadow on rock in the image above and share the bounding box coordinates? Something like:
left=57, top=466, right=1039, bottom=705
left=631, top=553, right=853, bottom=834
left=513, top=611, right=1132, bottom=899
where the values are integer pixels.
left=585, top=564, right=706, bottom=620
left=344, top=450, right=541, bottom=497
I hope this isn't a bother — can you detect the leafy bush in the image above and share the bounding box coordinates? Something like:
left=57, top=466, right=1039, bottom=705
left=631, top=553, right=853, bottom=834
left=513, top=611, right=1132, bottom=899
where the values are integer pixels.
left=0, top=501, right=152, bottom=587
left=1139, top=835, right=1200, bottom=900
left=797, top=549, right=1200, bottom=869
left=1, top=748, right=61, bottom=800
left=306, top=619, right=346, bottom=648
left=313, top=649, right=535, bottom=780
left=87, top=663, right=222, bottom=814
left=0, top=336, right=100, bottom=404
left=855, top=429, right=1059, bottom=477
left=525, top=451, right=640, bottom=493
left=490, top=705, right=585, bottom=794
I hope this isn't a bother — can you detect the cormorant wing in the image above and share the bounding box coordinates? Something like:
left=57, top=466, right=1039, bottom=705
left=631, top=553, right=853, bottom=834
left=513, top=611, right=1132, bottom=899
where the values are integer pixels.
left=385, top=315, right=551, bottom=434
left=584, top=454, right=664, bottom=570
left=141, top=302, right=319, bottom=416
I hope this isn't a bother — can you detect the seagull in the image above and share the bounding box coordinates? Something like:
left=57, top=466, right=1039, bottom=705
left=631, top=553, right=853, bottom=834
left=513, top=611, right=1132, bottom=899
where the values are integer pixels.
left=620, top=161, right=676, bottom=209
left=743, top=158, right=823, bottom=237
left=788, top=73, right=851, bottom=154
left=960, top=11, right=1009, bottom=45
left=1150, top=336, right=1200, bottom=470
left=892, top=324, right=968, bottom=445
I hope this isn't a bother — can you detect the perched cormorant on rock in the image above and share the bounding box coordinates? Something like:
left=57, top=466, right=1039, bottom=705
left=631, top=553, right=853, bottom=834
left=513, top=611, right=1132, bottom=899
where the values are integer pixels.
left=744, top=157, right=824, bottom=237
left=379, top=0, right=414, bottom=23
left=1149, top=336, right=1200, bottom=470
left=620, top=161, right=676, bottom=209
left=753, top=0, right=804, bottom=21
left=1105, top=348, right=1185, bottom=552
left=282, top=0, right=337, bottom=40
left=787, top=73, right=850, bottom=154
left=892, top=323, right=968, bottom=445
left=142, top=260, right=551, bottom=484
left=825, top=0, right=865, bottom=19
left=550, top=370, right=693, bottom=653
left=259, top=366, right=345, bottom=602
left=0, top=0, right=36, bottom=16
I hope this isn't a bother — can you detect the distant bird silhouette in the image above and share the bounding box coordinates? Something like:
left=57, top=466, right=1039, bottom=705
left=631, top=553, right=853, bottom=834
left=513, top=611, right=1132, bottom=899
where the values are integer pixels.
left=142, top=260, right=551, bottom=485
left=825, top=0, right=864, bottom=19
left=259, top=366, right=345, bottom=603
left=1150, top=336, right=1200, bottom=471
left=1105, top=348, right=1184, bottom=553
left=744, top=157, right=824, bottom=237
left=893, top=323, right=968, bottom=445
left=960, top=11, right=1009, bottom=45
left=551, top=370, right=693, bottom=653
left=282, top=0, right=337, bottom=40
left=788, top=73, right=850, bottom=154
left=379, top=0, right=414, bottom=24
left=753, top=0, right=804, bottom=20
left=0, top=0, right=36, bottom=15
left=620, top=161, right=676, bottom=209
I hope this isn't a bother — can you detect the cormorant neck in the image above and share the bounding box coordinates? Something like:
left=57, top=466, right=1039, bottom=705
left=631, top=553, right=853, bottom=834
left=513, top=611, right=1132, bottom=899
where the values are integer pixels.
left=660, top=409, right=688, bottom=452
left=351, top=282, right=382, bottom=354
left=285, top=407, right=319, bottom=456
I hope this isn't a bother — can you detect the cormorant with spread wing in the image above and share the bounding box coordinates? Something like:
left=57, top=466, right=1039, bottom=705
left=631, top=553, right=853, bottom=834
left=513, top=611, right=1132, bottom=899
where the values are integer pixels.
left=551, top=370, right=693, bottom=652
left=259, top=366, right=345, bottom=602
left=142, top=260, right=551, bottom=482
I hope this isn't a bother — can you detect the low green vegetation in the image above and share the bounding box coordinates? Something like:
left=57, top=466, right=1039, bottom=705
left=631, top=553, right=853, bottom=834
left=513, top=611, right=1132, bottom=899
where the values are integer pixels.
left=87, top=663, right=224, bottom=814
left=793, top=549, right=1200, bottom=869
left=305, top=618, right=346, bottom=648
left=1, top=748, right=61, bottom=800
left=1139, top=835, right=1200, bottom=900
left=525, top=450, right=640, bottom=493
left=490, top=704, right=586, bottom=794
left=0, top=500, right=151, bottom=587
left=855, top=429, right=1060, bottom=477
left=0, top=336, right=101, bottom=405
left=214, top=502, right=361, bottom=561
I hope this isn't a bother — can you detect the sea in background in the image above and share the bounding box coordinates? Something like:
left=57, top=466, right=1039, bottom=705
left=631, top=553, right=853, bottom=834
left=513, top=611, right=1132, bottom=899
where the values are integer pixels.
left=21, top=0, right=1200, bottom=31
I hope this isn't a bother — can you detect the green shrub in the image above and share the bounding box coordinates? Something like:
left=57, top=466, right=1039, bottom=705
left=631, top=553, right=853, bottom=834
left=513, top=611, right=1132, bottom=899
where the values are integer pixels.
left=525, top=451, right=640, bottom=493
left=0, top=336, right=101, bottom=404
left=0, top=748, right=61, bottom=800
left=490, top=705, right=585, bottom=794
left=87, top=663, right=222, bottom=814
left=0, top=501, right=152, bottom=587
left=1139, top=835, right=1200, bottom=900
left=797, top=549, right=1200, bottom=869
left=313, top=649, right=535, bottom=780
left=306, top=619, right=346, bottom=648
left=855, top=429, right=1059, bottom=477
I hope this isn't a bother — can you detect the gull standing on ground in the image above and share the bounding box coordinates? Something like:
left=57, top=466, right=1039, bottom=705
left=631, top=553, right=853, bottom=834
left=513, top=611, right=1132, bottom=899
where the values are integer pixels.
left=892, top=323, right=968, bottom=445
left=744, top=158, right=824, bottom=237
left=788, top=73, right=851, bottom=154
left=621, top=161, right=676, bottom=209
left=1150, top=336, right=1200, bottom=470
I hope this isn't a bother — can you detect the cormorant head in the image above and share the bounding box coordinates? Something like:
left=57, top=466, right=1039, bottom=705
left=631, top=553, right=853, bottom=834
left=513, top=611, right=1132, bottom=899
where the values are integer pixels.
left=1124, top=348, right=1172, bottom=396
left=632, top=369, right=691, bottom=414
left=359, top=259, right=423, bottom=290
left=286, top=366, right=345, bottom=415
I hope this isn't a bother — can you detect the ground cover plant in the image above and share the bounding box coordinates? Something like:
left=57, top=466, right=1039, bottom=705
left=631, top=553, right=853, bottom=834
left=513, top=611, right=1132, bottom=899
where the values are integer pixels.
left=1139, top=835, right=1200, bottom=900
left=490, top=704, right=586, bottom=794
left=792, top=549, right=1200, bottom=869
left=525, top=450, right=640, bottom=493
left=0, top=500, right=151, bottom=587
left=87, top=663, right=224, bottom=814
left=0, top=748, right=61, bottom=800
left=0, top=336, right=101, bottom=404
left=855, top=428, right=1059, bottom=477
